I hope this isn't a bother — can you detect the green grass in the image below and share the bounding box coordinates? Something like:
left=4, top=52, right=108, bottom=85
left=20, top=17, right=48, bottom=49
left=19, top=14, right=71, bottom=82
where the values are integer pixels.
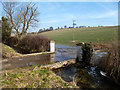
left=40, top=26, right=118, bottom=46
left=1, top=65, right=78, bottom=88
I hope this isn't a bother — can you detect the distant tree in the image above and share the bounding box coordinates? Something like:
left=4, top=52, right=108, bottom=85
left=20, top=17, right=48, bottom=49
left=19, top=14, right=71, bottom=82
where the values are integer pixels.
left=2, top=17, right=12, bottom=43
left=46, top=28, right=49, bottom=31
left=2, top=2, right=40, bottom=41
left=69, top=27, right=72, bottom=28
left=64, top=25, right=67, bottom=29
left=43, top=28, right=46, bottom=31
left=38, top=29, right=43, bottom=33
left=61, top=27, right=63, bottom=29
left=49, top=26, right=53, bottom=30
left=58, top=27, right=60, bottom=29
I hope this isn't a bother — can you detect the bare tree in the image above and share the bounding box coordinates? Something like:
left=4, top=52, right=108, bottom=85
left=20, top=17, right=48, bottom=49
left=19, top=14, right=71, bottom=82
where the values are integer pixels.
left=2, top=2, right=39, bottom=40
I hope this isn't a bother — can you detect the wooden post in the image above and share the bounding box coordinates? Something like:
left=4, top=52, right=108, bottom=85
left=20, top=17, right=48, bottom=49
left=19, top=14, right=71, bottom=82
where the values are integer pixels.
left=50, top=40, right=55, bottom=52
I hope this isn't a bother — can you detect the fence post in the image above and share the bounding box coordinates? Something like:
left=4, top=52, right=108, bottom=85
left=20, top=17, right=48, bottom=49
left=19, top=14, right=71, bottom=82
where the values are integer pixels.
left=50, top=40, right=55, bottom=52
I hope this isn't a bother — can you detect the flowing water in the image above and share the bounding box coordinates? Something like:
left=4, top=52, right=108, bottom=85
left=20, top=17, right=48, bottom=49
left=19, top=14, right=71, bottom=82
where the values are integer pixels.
left=53, top=44, right=120, bottom=89
left=54, top=44, right=77, bottom=62
left=55, top=66, right=120, bottom=89
left=2, top=44, right=120, bottom=89
left=2, top=44, right=77, bottom=70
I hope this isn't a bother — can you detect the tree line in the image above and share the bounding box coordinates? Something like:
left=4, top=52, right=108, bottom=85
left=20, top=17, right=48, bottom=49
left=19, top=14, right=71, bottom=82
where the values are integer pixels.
left=38, top=25, right=103, bottom=33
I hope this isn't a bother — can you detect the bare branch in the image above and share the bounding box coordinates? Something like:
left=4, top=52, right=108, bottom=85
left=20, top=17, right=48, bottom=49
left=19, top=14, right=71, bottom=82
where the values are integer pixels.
left=2, top=2, right=40, bottom=40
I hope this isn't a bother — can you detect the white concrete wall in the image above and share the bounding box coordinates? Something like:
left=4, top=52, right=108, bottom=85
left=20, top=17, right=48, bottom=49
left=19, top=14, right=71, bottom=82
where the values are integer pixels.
left=50, top=41, right=55, bottom=52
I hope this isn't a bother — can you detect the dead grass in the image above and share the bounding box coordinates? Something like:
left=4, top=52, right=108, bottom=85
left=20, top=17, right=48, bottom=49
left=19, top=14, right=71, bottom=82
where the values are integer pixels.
left=88, top=42, right=112, bottom=52
left=2, top=43, right=21, bottom=58
left=98, top=41, right=120, bottom=85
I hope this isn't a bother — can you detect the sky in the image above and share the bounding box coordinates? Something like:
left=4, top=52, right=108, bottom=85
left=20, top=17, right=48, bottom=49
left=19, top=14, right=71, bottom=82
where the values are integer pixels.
left=0, top=3, right=2, bottom=20
left=1, top=1, right=118, bottom=32
left=36, top=2, right=118, bottom=30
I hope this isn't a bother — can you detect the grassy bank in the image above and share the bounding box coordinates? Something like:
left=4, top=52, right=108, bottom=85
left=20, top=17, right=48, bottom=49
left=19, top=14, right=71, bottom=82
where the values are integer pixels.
left=40, top=26, right=118, bottom=46
left=1, top=65, right=78, bottom=88
left=2, top=43, right=21, bottom=58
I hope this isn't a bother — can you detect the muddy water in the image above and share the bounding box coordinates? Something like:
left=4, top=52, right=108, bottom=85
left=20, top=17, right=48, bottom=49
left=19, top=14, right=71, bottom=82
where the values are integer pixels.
left=2, top=54, right=55, bottom=70
left=2, top=44, right=77, bottom=70
left=2, top=44, right=108, bottom=70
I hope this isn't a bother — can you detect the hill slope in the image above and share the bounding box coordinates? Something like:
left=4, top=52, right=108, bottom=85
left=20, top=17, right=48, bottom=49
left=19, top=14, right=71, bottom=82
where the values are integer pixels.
left=40, top=26, right=118, bottom=46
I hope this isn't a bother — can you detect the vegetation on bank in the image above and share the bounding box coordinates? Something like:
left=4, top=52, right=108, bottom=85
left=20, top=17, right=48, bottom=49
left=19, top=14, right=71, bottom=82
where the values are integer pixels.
left=2, top=43, right=21, bottom=58
left=40, top=26, right=118, bottom=46
left=98, top=41, right=120, bottom=85
left=16, top=35, right=51, bottom=54
left=3, top=34, right=51, bottom=54
left=1, top=65, right=78, bottom=88
left=1, top=17, right=12, bottom=43
left=2, top=3, right=50, bottom=54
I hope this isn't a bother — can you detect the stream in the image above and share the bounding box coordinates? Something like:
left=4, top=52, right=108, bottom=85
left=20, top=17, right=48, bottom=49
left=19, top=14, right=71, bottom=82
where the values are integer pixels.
left=54, top=44, right=77, bottom=62
left=2, top=44, right=77, bottom=69
left=3, top=44, right=120, bottom=89
left=55, top=66, right=120, bottom=89
left=54, top=44, right=120, bottom=89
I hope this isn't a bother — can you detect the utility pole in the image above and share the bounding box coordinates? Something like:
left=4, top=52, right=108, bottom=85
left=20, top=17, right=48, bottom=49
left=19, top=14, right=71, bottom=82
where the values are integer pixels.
left=72, top=20, right=76, bottom=42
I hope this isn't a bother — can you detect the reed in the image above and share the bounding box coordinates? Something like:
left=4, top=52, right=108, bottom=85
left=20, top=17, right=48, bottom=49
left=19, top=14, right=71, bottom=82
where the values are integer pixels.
left=98, top=41, right=120, bottom=85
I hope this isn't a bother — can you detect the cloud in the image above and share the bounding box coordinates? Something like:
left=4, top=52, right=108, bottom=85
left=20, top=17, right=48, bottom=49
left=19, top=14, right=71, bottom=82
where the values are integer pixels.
left=61, top=10, right=117, bottom=20
left=40, top=9, right=117, bottom=25
left=41, top=19, right=64, bottom=24
left=90, top=10, right=118, bottom=19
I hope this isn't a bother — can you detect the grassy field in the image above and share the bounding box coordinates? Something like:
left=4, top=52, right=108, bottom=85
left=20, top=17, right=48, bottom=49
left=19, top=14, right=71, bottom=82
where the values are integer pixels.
left=40, top=26, right=118, bottom=46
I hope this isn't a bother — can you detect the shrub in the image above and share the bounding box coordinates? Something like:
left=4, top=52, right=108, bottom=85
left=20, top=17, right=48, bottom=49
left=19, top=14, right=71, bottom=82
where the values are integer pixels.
left=98, top=41, right=120, bottom=85
left=2, top=17, right=12, bottom=43
left=17, top=35, right=51, bottom=54
left=5, top=36, right=18, bottom=47
left=81, top=43, right=93, bottom=66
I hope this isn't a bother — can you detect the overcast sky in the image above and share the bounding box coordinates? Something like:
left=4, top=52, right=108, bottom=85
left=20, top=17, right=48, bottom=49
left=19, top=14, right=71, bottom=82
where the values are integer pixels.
left=0, top=1, right=119, bottom=32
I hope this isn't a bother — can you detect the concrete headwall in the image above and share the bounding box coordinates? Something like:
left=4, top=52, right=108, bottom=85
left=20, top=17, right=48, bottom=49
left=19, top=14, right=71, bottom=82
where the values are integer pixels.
left=50, top=40, right=55, bottom=52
